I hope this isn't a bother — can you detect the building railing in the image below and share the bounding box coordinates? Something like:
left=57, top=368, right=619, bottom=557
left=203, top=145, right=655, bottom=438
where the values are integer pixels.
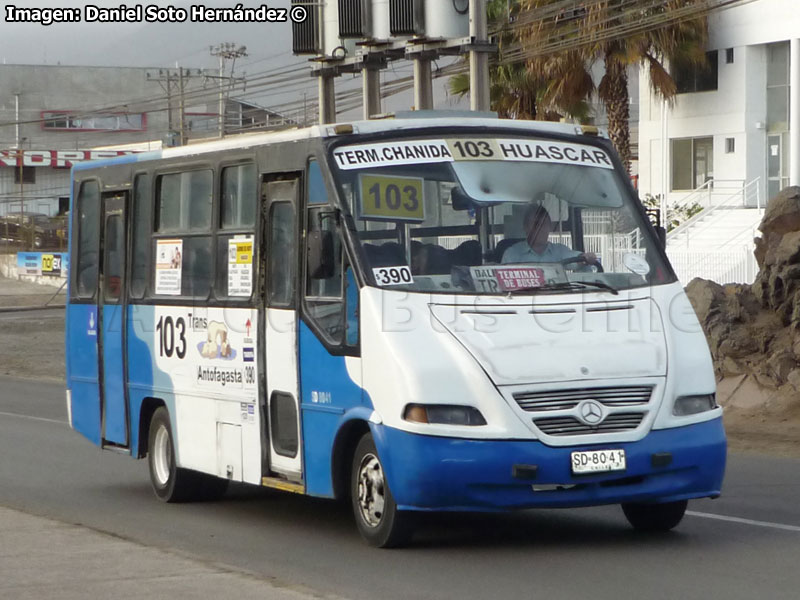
left=667, top=177, right=761, bottom=247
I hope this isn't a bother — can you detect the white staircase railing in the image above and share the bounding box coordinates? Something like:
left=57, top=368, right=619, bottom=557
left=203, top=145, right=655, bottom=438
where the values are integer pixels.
left=667, top=178, right=761, bottom=247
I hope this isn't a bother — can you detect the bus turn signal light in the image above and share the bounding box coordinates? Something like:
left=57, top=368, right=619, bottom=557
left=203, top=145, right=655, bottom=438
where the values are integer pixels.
left=403, top=404, right=486, bottom=426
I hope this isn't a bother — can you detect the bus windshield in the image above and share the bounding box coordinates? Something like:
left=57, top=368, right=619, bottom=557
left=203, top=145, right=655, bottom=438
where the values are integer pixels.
left=330, top=135, right=672, bottom=294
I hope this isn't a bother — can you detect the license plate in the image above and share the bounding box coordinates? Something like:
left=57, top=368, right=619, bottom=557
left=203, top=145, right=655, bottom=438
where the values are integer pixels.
left=571, top=449, right=626, bottom=474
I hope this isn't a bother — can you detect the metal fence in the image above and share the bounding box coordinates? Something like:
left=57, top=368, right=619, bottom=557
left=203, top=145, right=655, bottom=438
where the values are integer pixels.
left=666, top=247, right=757, bottom=285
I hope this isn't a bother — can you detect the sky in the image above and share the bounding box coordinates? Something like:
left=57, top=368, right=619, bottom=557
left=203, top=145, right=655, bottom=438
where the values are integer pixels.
left=0, top=0, right=462, bottom=119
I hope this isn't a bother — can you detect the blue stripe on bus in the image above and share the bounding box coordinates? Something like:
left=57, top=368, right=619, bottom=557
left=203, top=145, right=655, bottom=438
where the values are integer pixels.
left=71, top=151, right=162, bottom=172
left=66, top=303, right=101, bottom=445
left=298, top=320, right=372, bottom=498
left=373, top=417, right=726, bottom=511
left=102, top=304, right=127, bottom=444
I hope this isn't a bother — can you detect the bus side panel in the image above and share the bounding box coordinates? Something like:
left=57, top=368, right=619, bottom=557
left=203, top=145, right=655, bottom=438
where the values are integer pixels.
left=298, top=321, right=369, bottom=498
left=102, top=304, right=127, bottom=444
left=66, top=303, right=101, bottom=445
left=126, top=304, right=160, bottom=457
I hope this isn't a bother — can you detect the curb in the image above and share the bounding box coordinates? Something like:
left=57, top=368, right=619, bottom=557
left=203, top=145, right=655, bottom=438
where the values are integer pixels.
left=0, top=304, right=65, bottom=313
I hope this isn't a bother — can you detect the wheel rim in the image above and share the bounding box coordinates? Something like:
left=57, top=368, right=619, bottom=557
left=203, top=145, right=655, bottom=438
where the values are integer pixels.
left=153, top=424, right=172, bottom=487
left=356, top=452, right=386, bottom=528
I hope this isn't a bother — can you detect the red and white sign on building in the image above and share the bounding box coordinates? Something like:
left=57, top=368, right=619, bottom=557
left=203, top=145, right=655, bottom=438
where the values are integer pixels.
left=0, top=149, right=139, bottom=168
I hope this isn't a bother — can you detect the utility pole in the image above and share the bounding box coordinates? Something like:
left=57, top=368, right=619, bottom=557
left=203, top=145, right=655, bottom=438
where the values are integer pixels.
left=318, top=73, right=336, bottom=124
left=146, top=68, right=205, bottom=145
left=179, top=67, right=187, bottom=145
left=16, top=149, right=26, bottom=250
left=362, top=56, right=385, bottom=119
left=210, top=43, right=248, bottom=137
left=469, top=0, right=491, bottom=112
left=412, top=53, right=434, bottom=111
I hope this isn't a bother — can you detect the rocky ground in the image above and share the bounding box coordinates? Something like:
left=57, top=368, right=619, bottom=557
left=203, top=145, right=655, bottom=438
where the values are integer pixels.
left=686, top=186, right=800, bottom=458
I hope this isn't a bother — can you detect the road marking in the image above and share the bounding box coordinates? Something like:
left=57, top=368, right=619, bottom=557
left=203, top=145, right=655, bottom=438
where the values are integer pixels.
left=0, top=411, right=66, bottom=425
left=688, top=511, right=800, bottom=532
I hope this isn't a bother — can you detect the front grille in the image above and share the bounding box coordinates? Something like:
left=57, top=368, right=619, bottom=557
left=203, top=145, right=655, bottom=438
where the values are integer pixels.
left=534, top=413, right=644, bottom=436
left=513, top=386, right=652, bottom=412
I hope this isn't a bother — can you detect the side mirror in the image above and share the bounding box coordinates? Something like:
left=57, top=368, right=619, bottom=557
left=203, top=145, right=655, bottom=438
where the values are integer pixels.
left=655, top=226, right=667, bottom=249
left=307, top=229, right=335, bottom=279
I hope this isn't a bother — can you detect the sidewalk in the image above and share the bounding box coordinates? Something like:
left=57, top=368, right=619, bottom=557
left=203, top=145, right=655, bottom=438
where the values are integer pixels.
left=0, top=506, right=323, bottom=600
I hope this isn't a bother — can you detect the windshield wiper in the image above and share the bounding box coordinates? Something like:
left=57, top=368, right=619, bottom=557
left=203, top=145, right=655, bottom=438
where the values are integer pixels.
left=509, top=280, right=618, bottom=295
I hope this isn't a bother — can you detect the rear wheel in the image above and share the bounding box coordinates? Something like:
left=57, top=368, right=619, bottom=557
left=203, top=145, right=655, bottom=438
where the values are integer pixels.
left=147, top=407, right=228, bottom=502
left=622, top=500, right=688, bottom=531
left=351, top=433, right=414, bottom=548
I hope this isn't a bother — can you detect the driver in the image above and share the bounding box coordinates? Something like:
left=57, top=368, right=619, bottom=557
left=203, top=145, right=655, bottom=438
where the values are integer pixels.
left=501, top=204, right=597, bottom=267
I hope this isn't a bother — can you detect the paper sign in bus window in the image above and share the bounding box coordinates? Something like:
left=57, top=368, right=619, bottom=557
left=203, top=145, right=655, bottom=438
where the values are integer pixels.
left=155, top=239, right=182, bottom=295
left=228, top=236, right=253, bottom=297
left=358, top=174, right=425, bottom=222
left=494, top=267, right=545, bottom=291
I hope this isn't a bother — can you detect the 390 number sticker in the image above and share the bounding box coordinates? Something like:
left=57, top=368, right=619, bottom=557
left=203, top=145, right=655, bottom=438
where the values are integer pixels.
left=373, top=266, right=414, bottom=286
left=359, top=174, right=425, bottom=222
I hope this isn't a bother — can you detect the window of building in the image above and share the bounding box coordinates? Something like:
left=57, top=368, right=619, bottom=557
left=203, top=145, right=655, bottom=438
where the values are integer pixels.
left=725, top=138, right=735, bottom=154
left=767, top=42, right=790, bottom=132
left=74, top=180, right=100, bottom=298
left=221, top=164, right=256, bottom=228
left=185, top=113, right=217, bottom=133
left=674, top=51, right=718, bottom=94
left=14, top=167, right=35, bottom=185
left=42, top=111, right=145, bottom=131
left=671, top=137, right=714, bottom=191
left=725, top=48, right=734, bottom=64
left=156, top=170, right=212, bottom=232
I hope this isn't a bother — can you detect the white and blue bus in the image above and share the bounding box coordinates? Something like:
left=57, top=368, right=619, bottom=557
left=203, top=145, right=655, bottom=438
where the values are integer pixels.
left=66, top=113, right=725, bottom=547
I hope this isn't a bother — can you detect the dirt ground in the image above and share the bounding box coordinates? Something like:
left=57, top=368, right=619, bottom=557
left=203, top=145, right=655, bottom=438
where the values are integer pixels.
left=1, top=274, right=798, bottom=457
left=0, top=275, right=66, bottom=382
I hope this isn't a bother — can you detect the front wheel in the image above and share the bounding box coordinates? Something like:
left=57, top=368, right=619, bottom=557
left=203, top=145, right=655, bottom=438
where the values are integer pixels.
left=148, top=407, right=228, bottom=502
left=351, top=433, right=414, bottom=548
left=622, top=500, right=688, bottom=532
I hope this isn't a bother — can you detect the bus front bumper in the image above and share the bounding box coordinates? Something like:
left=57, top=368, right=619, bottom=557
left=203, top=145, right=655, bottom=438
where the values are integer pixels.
left=373, top=417, right=726, bottom=511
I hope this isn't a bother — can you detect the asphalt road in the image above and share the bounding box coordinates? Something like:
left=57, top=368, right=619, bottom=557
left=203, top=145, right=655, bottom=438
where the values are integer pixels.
left=2, top=376, right=800, bottom=600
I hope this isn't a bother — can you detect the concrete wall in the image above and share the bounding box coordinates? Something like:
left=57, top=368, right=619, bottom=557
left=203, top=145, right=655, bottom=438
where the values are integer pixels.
left=0, top=254, right=67, bottom=288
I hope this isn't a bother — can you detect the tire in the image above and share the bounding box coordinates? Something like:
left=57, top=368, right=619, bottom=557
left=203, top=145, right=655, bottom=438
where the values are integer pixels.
left=147, top=407, right=228, bottom=502
left=622, top=500, right=688, bottom=532
left=350, top=433, right=414, bottom=548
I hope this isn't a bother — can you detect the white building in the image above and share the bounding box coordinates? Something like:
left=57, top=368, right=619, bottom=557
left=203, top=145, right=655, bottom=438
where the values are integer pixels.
left=638, top=0, right=800, bottom=283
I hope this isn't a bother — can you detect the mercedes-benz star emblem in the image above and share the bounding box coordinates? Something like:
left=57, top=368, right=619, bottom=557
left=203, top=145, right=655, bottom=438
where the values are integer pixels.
left=578, top=400, right=605, bottom=426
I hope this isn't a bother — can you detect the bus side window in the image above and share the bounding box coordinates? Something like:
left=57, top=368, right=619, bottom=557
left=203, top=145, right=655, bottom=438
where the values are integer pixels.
left=154, top=170, right=213, bottom=299
left=130, top=174, right=150, bottom=299
left=74, top=180, right=100, bottom=299
left=305, top=207, right=344, bottom=343
left=268, top=201, right=296, bottom=307
left=304, top=161, right=358, bottom=349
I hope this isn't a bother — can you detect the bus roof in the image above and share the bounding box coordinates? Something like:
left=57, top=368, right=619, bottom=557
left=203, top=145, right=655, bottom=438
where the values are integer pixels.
left=72, top=113, right=602, bottom=173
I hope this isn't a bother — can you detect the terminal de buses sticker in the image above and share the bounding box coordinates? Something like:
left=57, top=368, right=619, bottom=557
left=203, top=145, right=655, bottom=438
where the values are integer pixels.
left=228, top=236, right=253, bottom=297
left=359, top=174, right=425, bottom=222
left=155, top=239, right=182, bottom=295
left=332, top=138, right=613, bottom=170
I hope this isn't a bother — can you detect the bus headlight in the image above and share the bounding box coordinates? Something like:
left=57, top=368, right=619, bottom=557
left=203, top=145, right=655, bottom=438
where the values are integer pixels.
left=673, top=394, right=717, bottom=416
left=403, top=404, right=487, bottom=426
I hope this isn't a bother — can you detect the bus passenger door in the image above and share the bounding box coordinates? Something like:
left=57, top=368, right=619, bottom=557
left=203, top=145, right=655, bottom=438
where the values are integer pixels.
left=99, top=193, right=129, bottom=448
left=262, top=177, right=302, bottom=480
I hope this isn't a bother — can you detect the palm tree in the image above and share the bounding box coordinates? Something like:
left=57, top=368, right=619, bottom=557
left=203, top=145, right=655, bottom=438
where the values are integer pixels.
left=449, top=0, right=591, bottom=121
left=519, top=0, right=710, bottom=174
